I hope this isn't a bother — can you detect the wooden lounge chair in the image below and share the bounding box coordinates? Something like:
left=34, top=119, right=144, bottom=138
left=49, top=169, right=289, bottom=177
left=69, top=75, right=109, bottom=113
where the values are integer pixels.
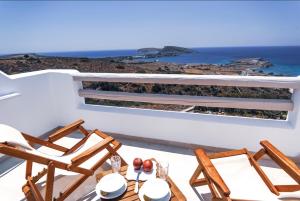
left=0, top=119, right=126, bottom=201
left=190, top=140, right=300, bottom=201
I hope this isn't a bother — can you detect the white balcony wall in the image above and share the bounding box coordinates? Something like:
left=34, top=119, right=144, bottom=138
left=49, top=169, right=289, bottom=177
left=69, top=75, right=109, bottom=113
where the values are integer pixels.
left=0, top=70, right=75, bottom=136
left=0, top=70, right=300, bottom=157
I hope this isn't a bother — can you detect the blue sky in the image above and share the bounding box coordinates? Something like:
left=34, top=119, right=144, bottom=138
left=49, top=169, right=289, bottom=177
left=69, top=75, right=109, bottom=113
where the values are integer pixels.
left=0, top=1, right=300, bottom=54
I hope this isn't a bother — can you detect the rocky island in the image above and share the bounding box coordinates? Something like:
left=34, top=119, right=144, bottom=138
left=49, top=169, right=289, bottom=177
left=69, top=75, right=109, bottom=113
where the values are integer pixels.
left=137, top=46, right=194, bottom=58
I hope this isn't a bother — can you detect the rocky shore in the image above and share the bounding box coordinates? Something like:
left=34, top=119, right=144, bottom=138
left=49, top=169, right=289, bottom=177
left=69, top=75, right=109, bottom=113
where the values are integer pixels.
left=0, top=53, right=290, bottom=119
left=0, top=53, right=271, bottom=76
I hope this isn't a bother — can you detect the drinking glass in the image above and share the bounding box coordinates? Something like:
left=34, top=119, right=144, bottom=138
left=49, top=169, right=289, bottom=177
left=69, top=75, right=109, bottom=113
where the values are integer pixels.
left=158, top=161, right=169, bottom=180
left=111, top=155, right=121, bottom=173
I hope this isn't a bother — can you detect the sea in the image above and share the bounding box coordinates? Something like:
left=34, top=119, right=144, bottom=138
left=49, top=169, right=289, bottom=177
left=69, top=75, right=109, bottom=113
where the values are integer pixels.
left=39, top=46, right=300, bottom=76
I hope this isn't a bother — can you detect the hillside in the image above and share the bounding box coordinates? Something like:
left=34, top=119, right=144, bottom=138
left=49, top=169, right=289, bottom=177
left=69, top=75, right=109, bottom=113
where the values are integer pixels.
left=0, top=54, right=290, bottom=119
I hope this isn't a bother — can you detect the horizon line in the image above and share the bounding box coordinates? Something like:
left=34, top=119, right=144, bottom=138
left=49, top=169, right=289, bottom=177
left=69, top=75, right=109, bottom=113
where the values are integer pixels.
left=2, top=45, right=300, bottom=56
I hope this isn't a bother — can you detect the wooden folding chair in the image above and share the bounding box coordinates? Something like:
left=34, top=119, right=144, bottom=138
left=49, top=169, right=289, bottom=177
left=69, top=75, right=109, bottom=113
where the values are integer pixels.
left=0, top=119, right=126, bottom=201
left=189, top=140, right=300, bottom=201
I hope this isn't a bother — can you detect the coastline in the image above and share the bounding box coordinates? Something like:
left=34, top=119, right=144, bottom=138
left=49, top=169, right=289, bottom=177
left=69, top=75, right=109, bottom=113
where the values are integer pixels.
left=2, top=45, right=300, bottom=76
left=0, top=53, right=269, bottom=76
left=0, top=53, right=290, bottom=119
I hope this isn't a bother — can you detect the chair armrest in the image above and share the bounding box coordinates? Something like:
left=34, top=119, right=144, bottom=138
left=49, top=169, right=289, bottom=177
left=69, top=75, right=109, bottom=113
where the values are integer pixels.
left=194, top=149, right=231, bottom=197
left=260, top=140, right=300, bottom=183
left=71, top=136, right=114, bottom=166
left=48, top=119, right=84, bottom=142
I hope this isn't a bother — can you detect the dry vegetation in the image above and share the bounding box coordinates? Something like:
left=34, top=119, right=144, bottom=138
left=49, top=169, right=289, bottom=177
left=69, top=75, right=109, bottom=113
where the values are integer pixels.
left=0, top=54, right=290, bottom=119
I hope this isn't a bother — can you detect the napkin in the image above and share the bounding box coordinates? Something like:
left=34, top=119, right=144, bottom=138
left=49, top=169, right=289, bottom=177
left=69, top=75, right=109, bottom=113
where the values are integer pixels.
left=125, top=161, right=157, bottom=181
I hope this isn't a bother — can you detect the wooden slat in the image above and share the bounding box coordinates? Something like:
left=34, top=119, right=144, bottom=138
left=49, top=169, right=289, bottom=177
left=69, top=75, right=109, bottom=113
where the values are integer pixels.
left=71, top=136, right=114, bottom=166
left=209, top=149, right=247, bottom=159
left=48, top=119, right=84, bottom=142
left=27, top=177, right=44, bottom=201
left=94, top=129, right=123, bottom=148
left=260, top=140, right=300, bottom=183
left=194, top=149, right=231, bottom=197
left=275, top=185, right=300, bottom=192
left=190, top=165, right=206, bottom=186
left=246, top=150, right=279, bottom=196
left=64, top=131, right=94, bottom=155
left=167, top=175, right=187, bottom=201
left=253, top=148, right=266, bottom=161
left=0, top=144, right=93, bottom=175
left=22, top=133, right=69, bottom=153
left=79, top=89, right=293, bottom=111
left=73, top=73, right=300, bottom=89
left=78, top=125, right=90, bottom=136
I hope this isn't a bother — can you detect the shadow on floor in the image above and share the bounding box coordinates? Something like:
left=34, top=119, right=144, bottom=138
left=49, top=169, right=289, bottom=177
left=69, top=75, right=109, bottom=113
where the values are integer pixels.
left=191, top=186, right=211, bottom=201
left=115, top=137, right=286, bottom=169
left=0, top=157, right=24, bottom=178
left=77, top=191, right=98, bottom=201
left=118, top=138, right=195, bottom=156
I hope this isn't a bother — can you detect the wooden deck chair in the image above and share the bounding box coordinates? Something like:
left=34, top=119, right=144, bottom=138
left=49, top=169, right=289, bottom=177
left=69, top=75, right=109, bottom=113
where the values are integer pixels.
left=189, top=140, right=300, bottom=201
left=0, top=119, right=126, bottom=201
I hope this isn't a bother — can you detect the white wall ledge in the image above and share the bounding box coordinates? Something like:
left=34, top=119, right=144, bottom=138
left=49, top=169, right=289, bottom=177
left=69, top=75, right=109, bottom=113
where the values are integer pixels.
left=0, top=92, right=20, bottom=101
left=78, top=103, right=292, bottom=130
left=3, top=69, right=79, bottom=79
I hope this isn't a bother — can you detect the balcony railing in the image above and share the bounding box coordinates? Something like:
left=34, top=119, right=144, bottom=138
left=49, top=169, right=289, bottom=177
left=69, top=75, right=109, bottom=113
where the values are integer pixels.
left=74, top=73, right=297, bottom=111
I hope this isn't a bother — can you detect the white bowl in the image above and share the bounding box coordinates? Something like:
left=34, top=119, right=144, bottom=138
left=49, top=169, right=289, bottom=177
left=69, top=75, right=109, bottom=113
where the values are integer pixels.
left=96, top=173, right=126, bottom=195
left=139, top=178, right=171, bottom=201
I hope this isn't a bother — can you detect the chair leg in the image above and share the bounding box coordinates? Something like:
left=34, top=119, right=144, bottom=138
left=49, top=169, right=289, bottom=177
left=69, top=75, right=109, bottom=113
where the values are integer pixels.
left=45, top=162, right=55, bottom=201
left=190, top=165, right=207, bottom=186
left=26, top=177, right=45, bottom=201
left=22, top=168, right=48, bottom=201
left=26, top=160, right=33, bottom=179
left=22, top=184, right=36, bottom=201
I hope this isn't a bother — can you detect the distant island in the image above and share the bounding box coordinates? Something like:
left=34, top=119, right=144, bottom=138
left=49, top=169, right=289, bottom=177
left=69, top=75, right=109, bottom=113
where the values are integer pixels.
left=137, top=46, right=195, bottom=58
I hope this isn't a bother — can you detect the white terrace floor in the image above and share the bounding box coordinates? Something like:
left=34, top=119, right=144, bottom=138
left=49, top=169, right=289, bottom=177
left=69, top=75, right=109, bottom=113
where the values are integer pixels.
left=0, top=133, right=299, bottom=201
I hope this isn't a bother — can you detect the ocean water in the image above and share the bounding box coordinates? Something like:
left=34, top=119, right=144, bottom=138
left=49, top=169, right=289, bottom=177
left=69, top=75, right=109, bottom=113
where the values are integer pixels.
left=39, top=46, right=300, bottom=76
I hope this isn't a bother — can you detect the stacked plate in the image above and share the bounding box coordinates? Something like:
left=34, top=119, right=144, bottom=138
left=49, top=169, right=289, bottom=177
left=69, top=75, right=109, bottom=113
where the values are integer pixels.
left=139, top=178, right=171, bottom=201
left=96, top=173, right=127, bottom=199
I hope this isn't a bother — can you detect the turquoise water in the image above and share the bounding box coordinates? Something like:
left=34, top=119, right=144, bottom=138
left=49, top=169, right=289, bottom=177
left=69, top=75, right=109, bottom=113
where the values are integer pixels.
left=39, top=46, right=300, bottom=76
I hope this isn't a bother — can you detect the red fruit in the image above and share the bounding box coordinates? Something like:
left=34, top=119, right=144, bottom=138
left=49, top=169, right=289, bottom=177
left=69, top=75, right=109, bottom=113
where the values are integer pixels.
left=143, top=159, right=153, bottom=172
left=133, top=158, right=143, bottom=170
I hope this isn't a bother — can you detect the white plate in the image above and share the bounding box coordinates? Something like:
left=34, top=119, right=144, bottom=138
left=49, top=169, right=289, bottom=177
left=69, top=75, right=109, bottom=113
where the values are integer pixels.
left=96, top=173, right=127, bottom=199
left=138, top=178, right=171, bottom=201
